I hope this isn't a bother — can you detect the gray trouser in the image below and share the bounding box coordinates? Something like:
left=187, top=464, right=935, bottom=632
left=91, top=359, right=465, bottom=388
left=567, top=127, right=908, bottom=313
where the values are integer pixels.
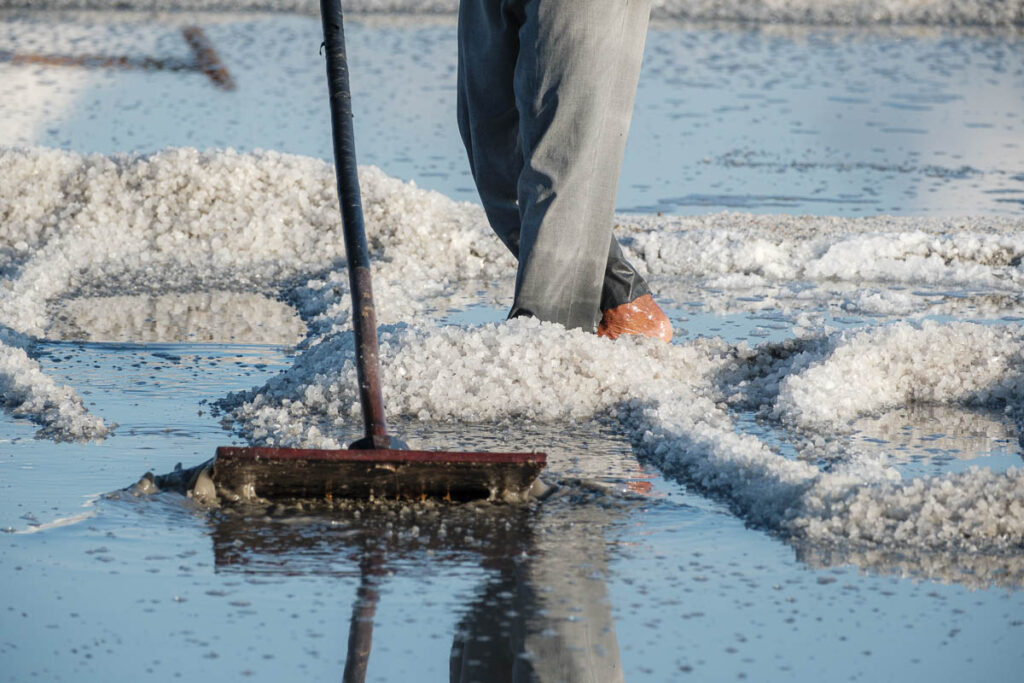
left=457, top=0, right=652, bottom=332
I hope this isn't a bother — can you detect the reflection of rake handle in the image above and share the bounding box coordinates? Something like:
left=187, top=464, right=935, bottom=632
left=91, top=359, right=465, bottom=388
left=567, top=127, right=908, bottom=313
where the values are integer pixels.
left=343, top=557, right=381, bottom=683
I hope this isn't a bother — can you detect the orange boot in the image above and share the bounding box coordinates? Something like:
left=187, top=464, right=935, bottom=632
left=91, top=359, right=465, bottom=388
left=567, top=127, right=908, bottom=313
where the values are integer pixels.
left=597, top=294, right=673, bottom=343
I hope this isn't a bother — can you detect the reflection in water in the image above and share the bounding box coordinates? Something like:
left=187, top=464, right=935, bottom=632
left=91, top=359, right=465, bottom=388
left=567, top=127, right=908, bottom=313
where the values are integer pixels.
left=450, top=500, right=624, bottom=683
left=208, top=486, right=631, bottom=682
left=344, top=557, right=380, bottom=683
left=47, top=291, right=307, bottom=344
left=794, top=543, right=1024, bottom=591
left=850, top=404, right=1021, bottom=461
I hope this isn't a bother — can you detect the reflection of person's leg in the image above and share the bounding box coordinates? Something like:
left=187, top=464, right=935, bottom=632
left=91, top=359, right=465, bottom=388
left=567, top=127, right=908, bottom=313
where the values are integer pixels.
left=522, top=511, right=625, bottom=683
left=449, top=563, right=535, bottom=683
left=449, top=504, right=625, bottom=683
left=458, top=0, right=655, bottom=333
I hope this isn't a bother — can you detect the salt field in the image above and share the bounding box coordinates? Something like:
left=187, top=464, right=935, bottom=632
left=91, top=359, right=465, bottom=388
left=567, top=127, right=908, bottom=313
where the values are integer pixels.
left=1, top=5, right=1023, bottom=683
left=2, top=12, right=1023, bottom=215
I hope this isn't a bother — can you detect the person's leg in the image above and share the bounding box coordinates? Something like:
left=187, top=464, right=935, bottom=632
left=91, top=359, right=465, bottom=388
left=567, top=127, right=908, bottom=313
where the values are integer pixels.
left=458, top=0, right=659, bottom=332
left=457, top=0, right=523, bottom=256
left=510, top=0, right=652, bottom=332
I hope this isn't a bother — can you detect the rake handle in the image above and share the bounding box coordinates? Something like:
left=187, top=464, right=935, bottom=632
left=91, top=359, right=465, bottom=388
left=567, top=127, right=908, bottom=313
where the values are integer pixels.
left=320, top=0, right=391, bottom=449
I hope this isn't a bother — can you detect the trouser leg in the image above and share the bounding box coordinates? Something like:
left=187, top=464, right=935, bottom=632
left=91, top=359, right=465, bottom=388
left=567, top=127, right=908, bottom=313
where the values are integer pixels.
left=457, top=0, right=651, bottom=331
left=512, top=0, right=651, bottom=331
left=457, top=0, right=523, bottom=256
left=600, top=237, right=650, bottom=312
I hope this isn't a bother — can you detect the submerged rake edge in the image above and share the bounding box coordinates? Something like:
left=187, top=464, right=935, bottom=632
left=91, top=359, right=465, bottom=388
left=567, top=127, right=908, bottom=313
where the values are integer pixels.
left=209, top=0, right=545, bottom=502
left=212, top=447, right=546, bottom=502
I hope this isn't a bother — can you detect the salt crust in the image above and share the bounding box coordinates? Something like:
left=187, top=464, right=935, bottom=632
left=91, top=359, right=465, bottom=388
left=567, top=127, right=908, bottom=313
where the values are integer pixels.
left=775, top=321, right=1024, bottom=430
left=629, top=216, right=1024, bottom=288
left=3, top=146, right=1023, bottom=558
left=0, top=339, right=110, bottom=440
left=798, top=542, right=1024, bottom=589
left=224, top=318, right=1024, bottom=555
left=2, top=0, right=1022, bottom=26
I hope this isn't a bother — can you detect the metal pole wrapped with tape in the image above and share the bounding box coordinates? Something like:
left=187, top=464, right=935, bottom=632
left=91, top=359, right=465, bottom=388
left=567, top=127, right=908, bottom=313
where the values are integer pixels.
left=319, top=0, right=395, bottom=450
left=204, top=2, right=544, bottom=504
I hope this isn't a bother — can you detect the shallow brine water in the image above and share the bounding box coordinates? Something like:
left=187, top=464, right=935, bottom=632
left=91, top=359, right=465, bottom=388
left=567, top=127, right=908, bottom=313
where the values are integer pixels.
left=2, top=319, right=1022, bottom=682
left=1, top=10, right=1022, bottom=216
left=1, top=7, right=1023, bottom=683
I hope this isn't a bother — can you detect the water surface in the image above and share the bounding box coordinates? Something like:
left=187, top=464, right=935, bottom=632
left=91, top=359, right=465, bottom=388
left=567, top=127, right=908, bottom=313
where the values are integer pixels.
left=1, top=10, right=1022, bottom=683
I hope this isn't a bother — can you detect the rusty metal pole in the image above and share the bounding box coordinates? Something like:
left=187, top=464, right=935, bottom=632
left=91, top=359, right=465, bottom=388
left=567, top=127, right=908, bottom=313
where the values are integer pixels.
left=320, top=0, right=402, bottom=450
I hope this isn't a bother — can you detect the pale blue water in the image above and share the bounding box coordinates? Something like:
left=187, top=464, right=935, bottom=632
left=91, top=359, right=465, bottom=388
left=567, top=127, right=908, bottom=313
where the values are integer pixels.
left=2, top=310, right=1022, bottom=681
left=1, top=10, right=1023, bottom=683
left=3, top=14, right=1022, bottom=216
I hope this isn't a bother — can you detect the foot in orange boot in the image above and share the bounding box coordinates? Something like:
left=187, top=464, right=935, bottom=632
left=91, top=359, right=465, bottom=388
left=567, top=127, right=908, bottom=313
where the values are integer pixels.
left=597, top=294, right=673, bottom=343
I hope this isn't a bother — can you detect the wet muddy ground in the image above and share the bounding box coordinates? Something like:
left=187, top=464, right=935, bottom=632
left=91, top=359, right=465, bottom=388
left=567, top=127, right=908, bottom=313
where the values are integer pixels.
left=1, top=9, right=1023, bottom=683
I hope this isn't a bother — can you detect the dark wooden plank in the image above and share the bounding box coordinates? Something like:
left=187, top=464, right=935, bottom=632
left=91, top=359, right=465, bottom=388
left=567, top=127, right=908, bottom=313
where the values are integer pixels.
left=213, top=446, right=546, bottom=502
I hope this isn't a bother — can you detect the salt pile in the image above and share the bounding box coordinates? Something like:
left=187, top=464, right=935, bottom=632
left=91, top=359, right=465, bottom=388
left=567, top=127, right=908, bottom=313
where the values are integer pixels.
left=628, top=213, right=1024, bottom=288
left=0, top=146, right=354, bottom=437
left=775, top=321, right=1024, bottom=431
left=222, top=317, right=1024, bottom=555
left=3, top=0, right=1021, bottom=27
left=0, top=146, right=508, bottom=436
left=2, top=145, right=1022, bottom=561
left=0, top=331, right=110, bottom=440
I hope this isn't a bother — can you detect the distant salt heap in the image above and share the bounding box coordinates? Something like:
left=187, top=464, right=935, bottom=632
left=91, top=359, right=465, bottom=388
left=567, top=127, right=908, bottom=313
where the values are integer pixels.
left=2, top=146, right=1023, bottom=558
left=3, top=0, right=1021, bottom=27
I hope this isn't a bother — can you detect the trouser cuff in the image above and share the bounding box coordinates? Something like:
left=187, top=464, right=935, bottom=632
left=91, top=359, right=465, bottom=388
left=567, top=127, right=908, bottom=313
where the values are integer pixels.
left=599, top=257, right=651, bottom=312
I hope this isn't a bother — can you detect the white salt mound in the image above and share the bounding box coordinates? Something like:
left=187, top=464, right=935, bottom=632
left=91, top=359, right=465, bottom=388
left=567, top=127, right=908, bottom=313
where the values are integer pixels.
left=0, top=340, right=109, bottom=440
left=222, top=317, right=722, bottom=446
left=777, top=322, right=1024, bottom=430
left=227, top=317, right=1024, bottom=554
left=0, top=145, right=504, bottom=436
left=630, top=218, right=1024, bottom=289
left=0, top=146, right=348, bottom=336
left=2, top=145, right=1022, bottom=560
